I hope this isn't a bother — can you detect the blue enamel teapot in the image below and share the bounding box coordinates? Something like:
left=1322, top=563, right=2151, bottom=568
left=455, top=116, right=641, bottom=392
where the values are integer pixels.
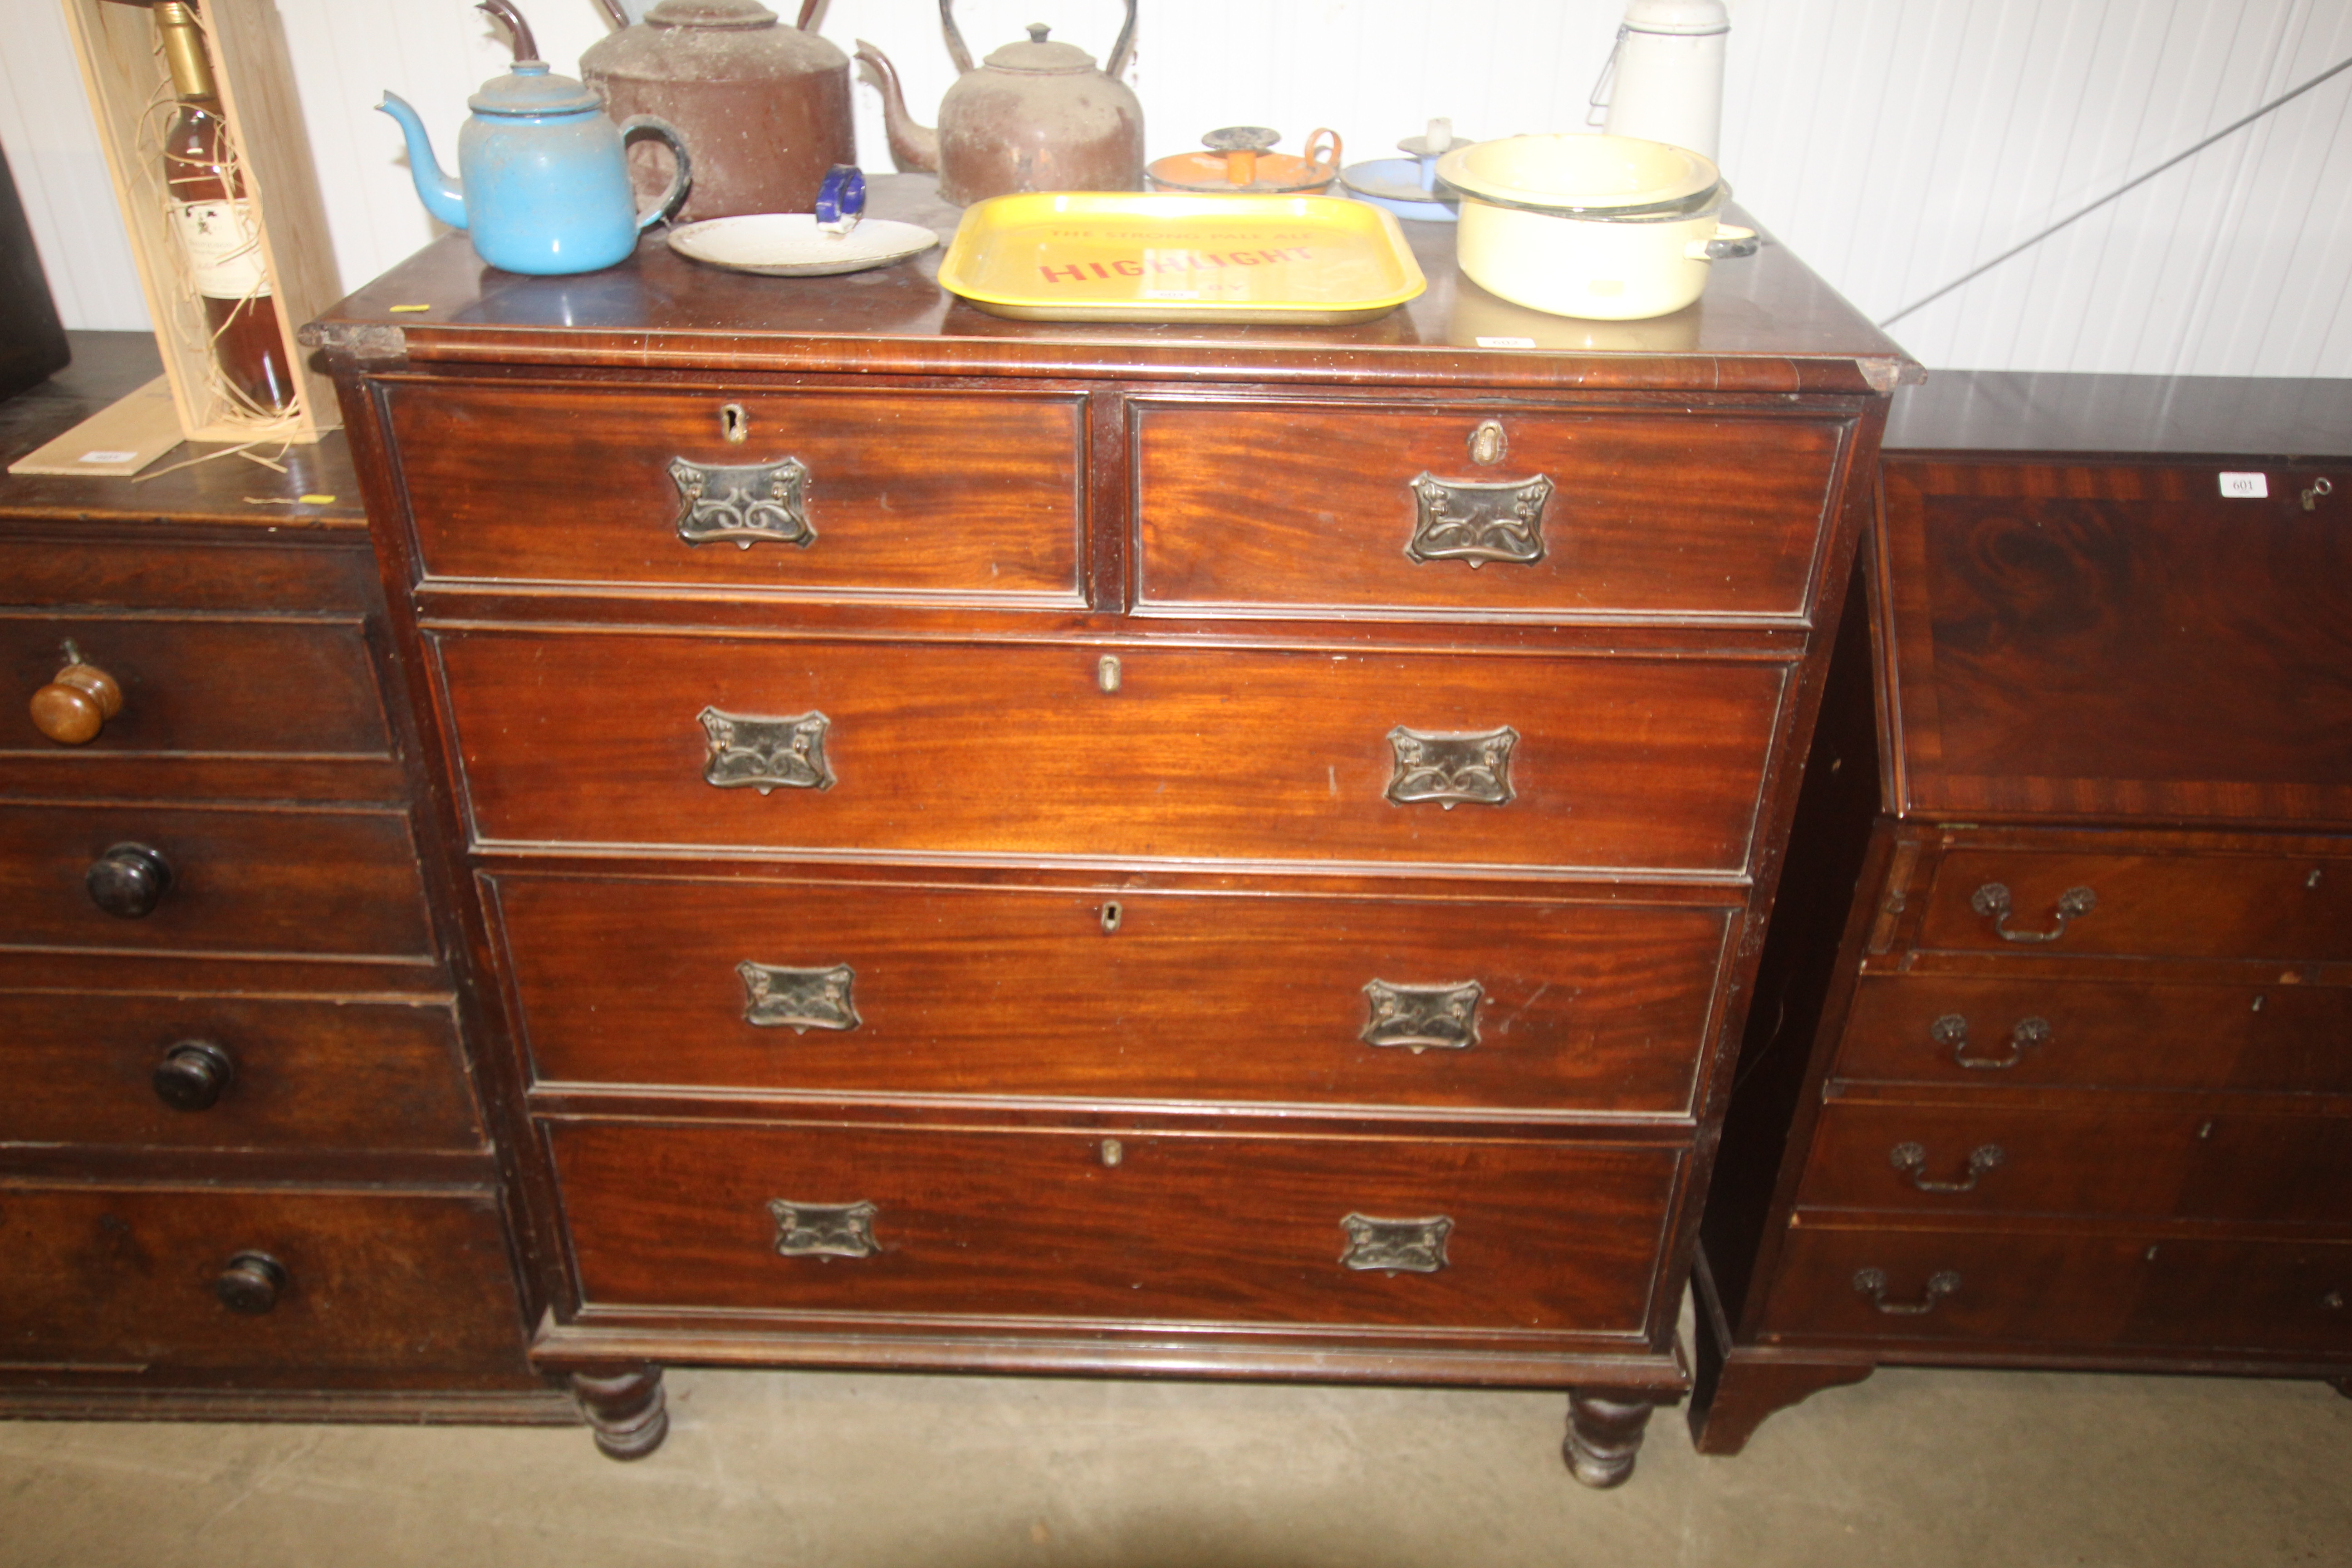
left=378, top=0, right=690, bottom=275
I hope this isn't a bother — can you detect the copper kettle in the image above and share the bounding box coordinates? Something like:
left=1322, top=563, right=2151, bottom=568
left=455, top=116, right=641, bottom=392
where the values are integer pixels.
left=581, top=0, right=854, bottom=222
left=854, top=0, right=1142, bottom=206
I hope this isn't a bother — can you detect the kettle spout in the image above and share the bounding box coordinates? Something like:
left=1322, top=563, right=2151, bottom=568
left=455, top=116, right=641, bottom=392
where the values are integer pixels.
left=376, top=91, right=468, bottom=230
left=852, top=41, right=940, bottom=175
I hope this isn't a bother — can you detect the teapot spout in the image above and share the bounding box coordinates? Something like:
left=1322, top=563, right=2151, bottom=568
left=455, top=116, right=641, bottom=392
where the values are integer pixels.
left=377, top=91, right=468, bottom=230
left=852, top=42, right=940, bottom=175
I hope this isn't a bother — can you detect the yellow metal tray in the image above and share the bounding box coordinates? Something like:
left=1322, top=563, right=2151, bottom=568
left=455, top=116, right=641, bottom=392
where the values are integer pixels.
left=938, top=192, right=1426, bottom=325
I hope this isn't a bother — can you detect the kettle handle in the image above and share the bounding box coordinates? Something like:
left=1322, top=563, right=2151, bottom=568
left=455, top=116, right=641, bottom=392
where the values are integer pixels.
left=1107, top=0, right=1137, bottom=78
left=618, top=116, right=693, bottom=230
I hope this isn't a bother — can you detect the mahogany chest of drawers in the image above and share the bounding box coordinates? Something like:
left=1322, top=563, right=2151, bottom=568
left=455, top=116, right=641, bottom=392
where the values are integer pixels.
left=1690, top=372, right=2352, bottom=1453
left=311, top=177, right=1913, bottom=1482
left=0, top=338, right=560, bottom=1422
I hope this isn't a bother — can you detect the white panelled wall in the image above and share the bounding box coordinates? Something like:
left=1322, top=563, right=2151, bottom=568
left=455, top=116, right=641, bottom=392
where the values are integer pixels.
left=2, top=0, right=2347, bottom=374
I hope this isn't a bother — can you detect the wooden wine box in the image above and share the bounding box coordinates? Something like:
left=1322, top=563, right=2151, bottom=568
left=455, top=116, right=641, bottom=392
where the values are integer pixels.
left=58, top=0, right=339, bottom=443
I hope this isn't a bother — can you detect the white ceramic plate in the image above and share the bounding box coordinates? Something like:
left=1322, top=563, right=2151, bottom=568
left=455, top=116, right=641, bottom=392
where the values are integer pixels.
left=666, top=214, right=941, bottom=277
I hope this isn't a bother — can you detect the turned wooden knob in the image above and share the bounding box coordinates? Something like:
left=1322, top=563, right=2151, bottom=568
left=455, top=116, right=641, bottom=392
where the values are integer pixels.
left=29, top=661, right=123, bottom=745
left=86, top=843, right=174, bottom=919
left=152, top=1040, right=235, bottom=1111
left=214, top=1251, right=288, bottom=1315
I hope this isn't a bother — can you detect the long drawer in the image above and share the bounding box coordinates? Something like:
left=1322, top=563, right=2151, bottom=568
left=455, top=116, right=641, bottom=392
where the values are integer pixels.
left=1132, top=401, right=1846, bottom=622
left=1795, top=1102, right=2352, bottom=1225
left=1833, top=974, right=2352, bottom=1094
left=436, top=629, right=1788, bottom=875
left=386, top=382, right=1086, bottom=603
left=551, top=1120, right=1680, bottom=1334
left=1912, top=846, right=2352, bottom=962
left=0, top=992, right=482, bottom=1153
left=1760, top=1223, right=2352, bottom=1356
left=495, top=872, right=1735, bottom=1116
left=0, top=803, right=432, bottom=959
left=0, top=1183, right=527, bottom=1377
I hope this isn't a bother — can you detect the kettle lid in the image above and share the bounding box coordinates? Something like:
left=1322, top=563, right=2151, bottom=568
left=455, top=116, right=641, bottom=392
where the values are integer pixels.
left=645, top=0, right=779, bottom=27
left=983, top=23, right=1095, bottom=73
left=470, top=60, right=605, bottom=115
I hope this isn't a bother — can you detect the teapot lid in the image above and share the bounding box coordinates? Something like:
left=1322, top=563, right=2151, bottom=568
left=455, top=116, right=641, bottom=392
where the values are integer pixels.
left=982, top=24, right=1095, bottom=73
left=470, top=60, right=606, bottom=116
left=645, top=0, right=779, bottom=27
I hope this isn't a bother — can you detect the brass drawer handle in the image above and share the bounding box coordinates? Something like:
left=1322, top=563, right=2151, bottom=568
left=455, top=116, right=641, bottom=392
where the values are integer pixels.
left=1340, top=1213, right=1453, bottom=1274
left=1969, top=882, right=2096, bottom=943
left=700, top=706, right=834, bottom=794
left=1386, top=725, right=1518, bottom=809
left=768, top=1199, right=879, bottom=1259
left=738, top=960, right=859, bottom=1033
left=1406, top=472, right=1553, bottom=567
left=670, top=456, right=813, bottom=549
left=1362, top=979, right=1483, bottom=1053
left=1931, top=1012, right=2050, bottom=1070
left=1889, top=1140, right=2005, bottom=1193
left=1853, top=1266, right=1960, bottom=1316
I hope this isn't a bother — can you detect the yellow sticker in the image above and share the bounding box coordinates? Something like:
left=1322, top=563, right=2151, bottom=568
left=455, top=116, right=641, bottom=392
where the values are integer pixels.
left=298, top=493, right=337, bottom=505
left=389, top=304, right=432, bottom=313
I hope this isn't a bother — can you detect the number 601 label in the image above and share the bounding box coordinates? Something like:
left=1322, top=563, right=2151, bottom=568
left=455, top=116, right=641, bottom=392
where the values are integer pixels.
left=2218, top=472, right=2269, bottom=498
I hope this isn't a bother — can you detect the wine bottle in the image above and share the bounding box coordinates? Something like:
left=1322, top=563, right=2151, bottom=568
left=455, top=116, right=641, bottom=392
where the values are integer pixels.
left=154, top=0, right=294, bottom=414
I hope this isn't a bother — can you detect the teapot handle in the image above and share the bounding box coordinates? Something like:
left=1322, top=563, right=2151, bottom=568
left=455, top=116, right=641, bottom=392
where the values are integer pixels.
left=618, top=115, right=693, bottom=230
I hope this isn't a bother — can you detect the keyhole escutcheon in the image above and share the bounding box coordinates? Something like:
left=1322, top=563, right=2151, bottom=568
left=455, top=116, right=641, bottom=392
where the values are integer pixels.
left=720, top=403, right=749, bottom=444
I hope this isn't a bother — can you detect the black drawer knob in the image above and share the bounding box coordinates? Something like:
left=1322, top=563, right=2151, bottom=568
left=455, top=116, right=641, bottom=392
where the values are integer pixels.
left=152, top=1040, right=235, bottom=1111
left=214, top=1251, right=288, bottom=1315
left=86, top=843, right=173, bottom=919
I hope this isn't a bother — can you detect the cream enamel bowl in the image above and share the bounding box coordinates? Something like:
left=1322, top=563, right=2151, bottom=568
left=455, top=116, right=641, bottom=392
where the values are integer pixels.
left=1437, top=133, right=1756, bottom=321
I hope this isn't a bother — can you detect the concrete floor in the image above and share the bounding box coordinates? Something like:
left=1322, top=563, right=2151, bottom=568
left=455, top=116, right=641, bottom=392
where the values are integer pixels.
left=1, top=1362, right=2347, bottom=1567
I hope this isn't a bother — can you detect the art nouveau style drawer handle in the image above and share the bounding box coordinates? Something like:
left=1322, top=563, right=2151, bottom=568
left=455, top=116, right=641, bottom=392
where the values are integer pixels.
left=1362, top=979, right=1483, bottom=1053
left=1386, top=725, right=1518, bottom=809
left=699, top=706, right=834, bottom=794
left=738, top=960, right=859, bottom=1033
left=1406, top=473, right=1554, bottom=567
left=1889, top=1140, right=2005, bottom=1193
left=1852, top=1266, right=1959, bottom=1316
left=669, top=456, right=813, bottom=549
left=1970, top=882, right=2097, bottom=943
left=214, top=1251, right=288, bottom=1315
left=29, top=645, right=123, bottom=745
left=768, top=1199, right=879, bottom=1259
left=1340, top=1213, right=1453, bottom=1274
left=86, top=843, right=173, bottom=919
left=152, top=1040, right=235, bottom=1111
left=1931, top=1012, right=2050, bottom=1070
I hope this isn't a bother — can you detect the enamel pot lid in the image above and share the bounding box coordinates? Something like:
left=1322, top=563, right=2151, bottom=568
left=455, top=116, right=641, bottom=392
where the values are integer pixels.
left=1436, top=133, right=1725, bottom=220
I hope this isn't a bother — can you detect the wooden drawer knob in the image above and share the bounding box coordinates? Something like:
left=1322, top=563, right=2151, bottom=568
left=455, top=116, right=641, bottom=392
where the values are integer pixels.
left=86, top=842, right=174, bottom=919
left=214, top=1251, right=288, bottom=1315
left=152, top=1040, right=235, bottom=1111
left=29, top=660, right=123, bottom=745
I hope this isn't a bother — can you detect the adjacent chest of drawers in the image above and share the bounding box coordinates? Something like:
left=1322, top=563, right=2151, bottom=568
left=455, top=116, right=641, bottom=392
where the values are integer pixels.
left=0, top=339, right=560, bottom=1422
left=1690, top=372, right=2352, bottom=1454
left=314, top=178, right=1911, bottom=1482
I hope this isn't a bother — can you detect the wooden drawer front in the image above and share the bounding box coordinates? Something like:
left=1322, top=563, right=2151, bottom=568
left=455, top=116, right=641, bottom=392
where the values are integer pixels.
left=498, top=873, right=1734, bottom=1116
left=0, top=804, right=432, bottom=959
left=553, top=1121, right=1677, bottom=1333
left=1915, top=848, right=2352, bottom=962
left=1797, top=1103, right=2352, bottom=1225
left=0, top=993, right=481, bottom=1153
left=1836, top=975, right=2352, bottom=1094
left=1133, top=402, right=1845, bottom=622
left=1761, top=1225, right=2352, bottom=1356
left=0, top=534, right=372, bottom=615
left=387, top=383, right=1084, bottom=603
left=439, top=631, right=1786, bottom=874
left=0, top=1185, right=526, bottom=1376
left=2, top=615, right=389, bottom=763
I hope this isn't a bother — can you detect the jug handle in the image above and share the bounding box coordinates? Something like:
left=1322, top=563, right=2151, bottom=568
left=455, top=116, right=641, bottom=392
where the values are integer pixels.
left=939, top=0, right=975, bottom=75
left=619, top=116, right=694, bottom=230
left=1107, top=0, right=1138, bottom=78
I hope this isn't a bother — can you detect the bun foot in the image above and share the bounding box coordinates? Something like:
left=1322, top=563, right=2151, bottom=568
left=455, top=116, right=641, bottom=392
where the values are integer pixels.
left=572, top=1365, right=668, bottom=1460
left=1563, top=1389, right=1656, bottom=1488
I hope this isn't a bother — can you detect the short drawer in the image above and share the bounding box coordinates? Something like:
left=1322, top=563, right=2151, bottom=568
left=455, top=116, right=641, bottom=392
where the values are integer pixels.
left=1912, top=847, right=2352, bottom=962
left=1795, top=1102, right=2352, bottom=1225
left=1760, top=1223, right=2352, bottom=1357
left=0, top=992, right=482, bottom=1153
left=386, top=382, right=1085, bottom=603
left=0, top=803, right=432, bottom=959
left=1133, top=401, right=1847, bottom=622
left=1835, top=974, right=2352, bottom=1094
left=0, top=1183, right=528, bottom=1377
left=437, top=629, right=1787, bottom=875
left=551, top=1120, right=1679, bottom=1334
left=3, top=615, right=389, bottom=761
left=496, top=872, right=1735, bottom=1117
